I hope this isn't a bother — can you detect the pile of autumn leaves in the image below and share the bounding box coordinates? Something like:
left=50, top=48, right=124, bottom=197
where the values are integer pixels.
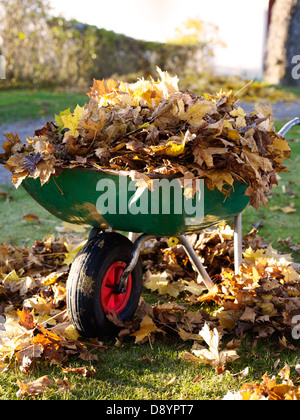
left=0, top=223, right=300, bottom=398
left=0, top=68, right=291, bottom=209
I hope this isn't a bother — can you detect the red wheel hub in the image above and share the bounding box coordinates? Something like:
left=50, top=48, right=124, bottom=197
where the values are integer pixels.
left=100, top=261, right=132, bottom=314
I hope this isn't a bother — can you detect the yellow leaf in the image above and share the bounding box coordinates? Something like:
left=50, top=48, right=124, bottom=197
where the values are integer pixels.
left=61, top=105, right=84, bottom=138
left=205, top=170, right=234, bottom=192
left=143, top=271, right=168, bottom=293
left=272, top=137, right=291, bottom=154
left=216, top=310, right=236, bottom=330
left=230, top=106, right=247, bottom=128
left=34, top=159, right=56, bottom=186
left=223, top=120, right=233, bottom=129
left=166, top=237, right=179, bottom=247
left=41, top=271, right=66, bottom=287
left=198, top=284, right=219, bottom=302
left=63, top=240, right=87, bottom=266
left=227, top=128, right=240, bottom=141
left=131, top=315, right=165, bottom=343
left=165, top=140, right=185, bottom=157
left=155, top=66, right=179, bottom=98
left=4, top=270, right=21, bottom=283
left=190, top=323, right=239, bottom=370
left=55, top=222, right=87, bottom=234
left=243, top=247, right=265, bottom=263
left=270, top=205, right=296, bottom=214
left=182, top=280, right=206, bottom=296
left=55, top=108, right=71, bottom=129
left=150, top=135, right=186, bottom=157
left=34, top=314, right=57, bottom=327
left=282, top=266, right=300, bottom=283
left=255, top=103, right=273, bottom=119
left=187, top=102, right=215, bottom=125
left=63, top=325, right=80, bottom=341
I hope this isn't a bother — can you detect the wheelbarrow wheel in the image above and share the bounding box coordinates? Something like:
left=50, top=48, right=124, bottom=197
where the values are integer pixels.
left=67, top=232, right=143, bottom=338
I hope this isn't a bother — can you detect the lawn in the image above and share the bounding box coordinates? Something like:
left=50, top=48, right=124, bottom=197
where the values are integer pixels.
left=0, top=101, right=299, bottom=399
left=0, top=334, right=299, bottom=400
left=0, top=89, right=88, bottom=124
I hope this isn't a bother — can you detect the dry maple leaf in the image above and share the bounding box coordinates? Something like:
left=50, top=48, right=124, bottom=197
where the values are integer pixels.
left=131, top=314, right=165, bottom=344
left=17, top=375, right=54, bottom=398
left=62, top=366, right=95, bottom=377
left=61, top=105, right=84, bottom=138
left=17, top=307, right=35, bottom=330
left=184, top=323, right=239, bottom=373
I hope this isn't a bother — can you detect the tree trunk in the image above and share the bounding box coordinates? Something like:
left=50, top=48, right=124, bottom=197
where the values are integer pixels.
left=264, top=0, right=300, bottom=86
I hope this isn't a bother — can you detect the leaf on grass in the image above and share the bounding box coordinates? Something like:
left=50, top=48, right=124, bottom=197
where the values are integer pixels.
left=185, top=323, right=239, bottom=373
left=178, top=328, right=203, bottom=342
left=17, top=375, right=54, bottom=398
left=131, top=315, right=165, bottom=344
left=224, top=366, right=300, bottom=400
left=270, top=205, right=296, bottom=214
left=22, top=212, right=40, bottom=222
left=62, top=366, right=95, bottom=377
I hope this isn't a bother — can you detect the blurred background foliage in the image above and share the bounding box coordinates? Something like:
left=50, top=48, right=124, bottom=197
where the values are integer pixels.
left=0, top=0, right=210, bottom=89
left=0, top=0, right=298, bottom=103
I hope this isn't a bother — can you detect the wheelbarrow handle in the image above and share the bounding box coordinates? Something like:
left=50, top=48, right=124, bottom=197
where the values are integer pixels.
left=278, top=118, right=300, bottom=137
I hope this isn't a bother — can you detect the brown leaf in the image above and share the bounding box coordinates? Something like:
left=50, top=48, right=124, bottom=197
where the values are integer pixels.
left=22, top=212, right=40, bottom=222
left=62, top=366, right=95, bottom=378
left=17, top=376, right=54, bottom=397
left=240, top=306, right=256, bottom=323
left=17, top=307, right=35, bottom=330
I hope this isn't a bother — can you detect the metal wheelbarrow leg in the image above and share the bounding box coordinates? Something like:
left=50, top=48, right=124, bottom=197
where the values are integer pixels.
left=124, top=212, right=244, bottom=292
left=120, top=233, right=215, bottom=292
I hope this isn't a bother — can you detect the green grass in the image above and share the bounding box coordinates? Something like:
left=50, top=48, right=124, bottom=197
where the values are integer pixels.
left=0, top=184, right=61, bottom=246
left=0, top=89, right=88, bottom=124
left=0, top=118, right=299, bottom=400
left=243, top=124, right=300, bottom=263
left=0, top=333, right=299, bottom=400
left=0, top=333, right=298, bottom=400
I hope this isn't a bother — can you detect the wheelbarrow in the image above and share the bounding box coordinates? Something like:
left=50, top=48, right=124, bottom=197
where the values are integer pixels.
left=20, top=118, right=299, bottom=338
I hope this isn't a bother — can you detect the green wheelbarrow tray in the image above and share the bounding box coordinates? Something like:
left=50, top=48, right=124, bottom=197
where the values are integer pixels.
left=22, top=167, right=250, bottom=236
left=22, top=167, right=249, bottom=295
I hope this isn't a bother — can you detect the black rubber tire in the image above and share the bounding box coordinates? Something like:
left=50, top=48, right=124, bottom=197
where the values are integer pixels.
left=66, top=232, right=143, bottom=338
